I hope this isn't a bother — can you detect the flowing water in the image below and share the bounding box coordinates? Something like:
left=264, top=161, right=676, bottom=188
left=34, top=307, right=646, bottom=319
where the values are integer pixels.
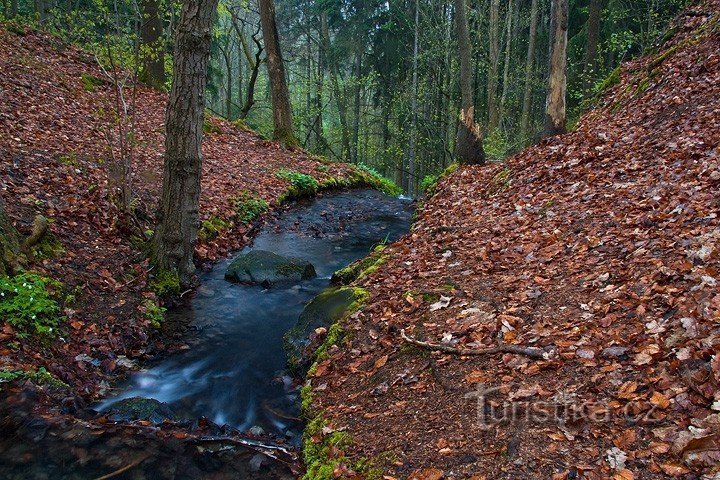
left=98, top=189, right=413, bottom=442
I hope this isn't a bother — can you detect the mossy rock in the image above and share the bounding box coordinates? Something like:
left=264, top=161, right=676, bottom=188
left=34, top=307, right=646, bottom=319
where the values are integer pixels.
left=224, top=250, right=316, bottom=287
left=285, top=287, right=367, bottom=371
left=104, top=397, right=176, bottom=424
left=330, top=246, right=386, bottom=285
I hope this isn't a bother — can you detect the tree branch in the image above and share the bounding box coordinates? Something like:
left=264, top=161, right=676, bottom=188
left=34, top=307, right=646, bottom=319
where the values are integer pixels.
left=400, top=329, right=554, bottom=360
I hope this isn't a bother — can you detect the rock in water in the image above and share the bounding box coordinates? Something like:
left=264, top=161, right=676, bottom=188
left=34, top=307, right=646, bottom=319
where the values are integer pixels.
left=284, top=287, right=367, bottom=372
left=224, top=250, right=316, bottom=287
left=104, top=397, right=176, bottom=424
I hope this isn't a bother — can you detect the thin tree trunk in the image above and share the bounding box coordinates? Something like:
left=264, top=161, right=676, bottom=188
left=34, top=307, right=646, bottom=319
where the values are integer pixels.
left=350, top=50, right=362, bottom=164
left=544, top=0, right=568, bottom=136
left=583, top=0, right=602, bottom=86
left=520, top=0, right=539, bottom=140
left=258, top=0, right=296, bottom=146
left=406, top=0, right=419, bottom=195
left=487, top=0, right=501, bottom=131
left=454, top=0, right=485, bottom=165
left=320, top=11, right=350, bottom=160
left=498, top=0, right=514, bottom=129
left=154, top=0, right=219, bottom=286
left=139, top=0, right=165, bottom=90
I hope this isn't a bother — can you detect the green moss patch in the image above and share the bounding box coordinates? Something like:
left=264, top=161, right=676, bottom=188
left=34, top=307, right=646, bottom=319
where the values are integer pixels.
left=330, top=245, right=387, bottom=286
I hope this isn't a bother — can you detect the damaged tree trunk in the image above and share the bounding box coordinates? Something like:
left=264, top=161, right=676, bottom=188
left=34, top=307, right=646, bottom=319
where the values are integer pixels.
left=544, top=0, right=569, bottom=136
left=454, top=0, right=485, bottom=165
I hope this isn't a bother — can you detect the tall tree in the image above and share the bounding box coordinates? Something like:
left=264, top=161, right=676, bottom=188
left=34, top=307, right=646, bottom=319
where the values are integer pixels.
left=406, top=0, right=419, bottom=194
left=454, top=0, right=485, bottom=165
left=487, top=0, right=501, bottom=131
left=258, top=0, right=297, bottom=146
left=520, top=0, right=539, bottom=139
left=544, top=0, right=568, bottom=136
left=584, top=0, right=602, bottom=81
left=139, top=0, right=165, bottom=90
left=154, top=0, right=220, bottom=286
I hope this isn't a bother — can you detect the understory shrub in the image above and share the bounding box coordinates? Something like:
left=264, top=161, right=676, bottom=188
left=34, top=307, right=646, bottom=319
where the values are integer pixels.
left=0, top=272, right=63, bottom=337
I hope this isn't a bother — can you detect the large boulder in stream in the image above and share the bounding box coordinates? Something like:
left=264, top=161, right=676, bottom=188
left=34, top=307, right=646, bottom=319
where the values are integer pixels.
left=104, top=397, right=177, bottom=424
left=284, top=287, right=368, bottom=372
left=224, top=250, right=316, bottom=287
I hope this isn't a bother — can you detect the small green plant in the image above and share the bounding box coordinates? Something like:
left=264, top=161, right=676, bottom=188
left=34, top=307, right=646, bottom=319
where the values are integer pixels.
left=202, top=118, right=222, bottom=134
left=81, top=73, right=105, bottom=92
left=143, top=298, right=165, bottom=329
left=198, top=215, right=229, bottom=241
left=0, top=272, right=63, bottom=338
left=233, top=192, right=269, bottom=223
left=31, top=234, right=64, bottom=260
left=58, top=152, right=79, bottom=166
left=483, top=129, right=510, bottom=161
left=356, top=163, right=403, bottom=196
left=276, top=169, right=319, bottom=200
left=421, top=174, right=438, bottom=194
left=0, top=366, right=68, bottom=389
left=149, top=269, right=180, bottom=298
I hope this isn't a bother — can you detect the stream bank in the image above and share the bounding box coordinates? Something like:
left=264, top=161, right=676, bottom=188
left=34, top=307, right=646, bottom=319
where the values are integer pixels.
left=0, top=189, right=413, bottom=478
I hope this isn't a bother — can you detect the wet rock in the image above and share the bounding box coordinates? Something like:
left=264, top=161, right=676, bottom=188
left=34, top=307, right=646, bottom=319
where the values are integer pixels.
left=224, top=250, right=316, bottom=287
left=284, top=287, right=367, bottom=371
left=104, top=397, right=176, bottom=424
left=249, top=425, right=265, bottom=436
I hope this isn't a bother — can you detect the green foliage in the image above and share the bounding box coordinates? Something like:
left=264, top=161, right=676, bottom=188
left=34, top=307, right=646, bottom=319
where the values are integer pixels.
left=0, top=272, right=63, bottom=338
left=80, top=73, right=105, bottom=92
left=232, top=191, right=269, bottom=223
left=198, top=215, right=229, bottom=241
left=142, top=298, right=165, bottom=329
left=0, top=366, right=68, bottom=389
left=202, top=117, right=222, bottom=134
left=31, top=234, right=64, bottom=260
left=483, top=129, right=510, bottom=162
left=356, top=163, right=402, bottom=196
left=421, top=163, right=459, bottom=197
left=331, top=245, right=386, bottom=285
left=276, top=169, right=320, bottom=200
left=149, top=269, right=180, bottom=298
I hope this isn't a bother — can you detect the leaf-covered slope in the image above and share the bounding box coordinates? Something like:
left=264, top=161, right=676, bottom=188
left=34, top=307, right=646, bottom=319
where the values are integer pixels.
left=0, top=26, right=363, bottom=396
left=307, top=4, right=719, bottom=479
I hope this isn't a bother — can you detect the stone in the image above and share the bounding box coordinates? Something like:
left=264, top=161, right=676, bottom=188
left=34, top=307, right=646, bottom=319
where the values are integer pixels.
left=104, top=397, right=176, bottom=424
left=224, top=250, right=316, bottom=287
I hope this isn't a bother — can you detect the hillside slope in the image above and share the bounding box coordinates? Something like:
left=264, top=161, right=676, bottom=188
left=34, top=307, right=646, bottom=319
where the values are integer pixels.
left=0, top=26, right=373, bottom=398
left=306, top=3, right=720, bottom=479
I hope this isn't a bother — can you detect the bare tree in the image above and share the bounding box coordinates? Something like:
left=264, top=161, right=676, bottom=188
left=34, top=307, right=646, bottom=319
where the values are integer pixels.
left=139, top=0, right=165, bottom=90
left=154, top=0, right=220, bottom=286
left=544, top=0, right=568, bottom=136
left=454, top=0, right=485, bottom=165
left=520, top=0, right=539, bottom=140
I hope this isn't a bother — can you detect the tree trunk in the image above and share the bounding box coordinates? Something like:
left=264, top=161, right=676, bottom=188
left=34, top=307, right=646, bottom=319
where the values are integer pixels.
left=258, top=0, right=297, bottom=146
left=154, top=0, right=219, bottom=287
left=320, top=11, right=350, bottom=160
left=583, top=0, right=602, bottom=83
left=0, top=197, right=20, bottom=277
left=520, top=0, right=539, bottom=140
left=498, top=0, right=514, bottom=129
left=139, top=0, right=165, bottom=90
left=406, top=0, right=419, bottom=195
left=350, top=50, right=362, bottom=164
left=487, top=0, right=501, bottom=131
left=544, top=0, right=568, bottom=136
left=454, top=0, right=485, bottom=165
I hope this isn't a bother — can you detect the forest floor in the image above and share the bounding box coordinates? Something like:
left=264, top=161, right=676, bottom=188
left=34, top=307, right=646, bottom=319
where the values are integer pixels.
left=0, top=23, right=375, bottom=408
left=305, top=3, right=720, bottom=479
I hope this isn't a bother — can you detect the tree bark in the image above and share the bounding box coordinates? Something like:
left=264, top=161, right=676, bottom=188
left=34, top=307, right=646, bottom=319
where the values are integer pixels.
left=320, top=11, right=350, bottom=160
left=154, top=0, right=219, bottom=286
left=583, top=0, right=602, bottom=81
left=487, top=0, right=501, bottom=131
left=258, top=0, right=297, bottom=146
left=139, top=0, right=165, bottom=90
left=544, top=0, right=568, bottom=136
left=0, top=197, right=20, bottom=277
left=454, top=0, right=485, bottom=165
left=520, top=0, right=539, bottom=140
left=406, top=0, right=419, bottom=194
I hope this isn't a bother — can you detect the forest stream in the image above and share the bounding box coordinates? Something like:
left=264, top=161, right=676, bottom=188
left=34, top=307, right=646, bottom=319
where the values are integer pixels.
left=0, top=189, right=413, bottom=479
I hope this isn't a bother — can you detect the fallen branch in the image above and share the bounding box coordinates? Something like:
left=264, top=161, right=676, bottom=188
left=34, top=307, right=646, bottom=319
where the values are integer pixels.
left=400, top=329, right=553, bottom=360
left=93, top=453, right=150, bottom=480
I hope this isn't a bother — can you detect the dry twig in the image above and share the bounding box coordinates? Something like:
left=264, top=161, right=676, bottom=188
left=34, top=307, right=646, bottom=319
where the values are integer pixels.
left=400, top=329, right=553, bottom=360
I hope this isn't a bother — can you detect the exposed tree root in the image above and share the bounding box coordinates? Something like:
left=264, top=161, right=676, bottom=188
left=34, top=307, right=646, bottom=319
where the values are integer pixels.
left=400, top=329, right=554, bottom=360
left=21, top=214, right=49, bottom=254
